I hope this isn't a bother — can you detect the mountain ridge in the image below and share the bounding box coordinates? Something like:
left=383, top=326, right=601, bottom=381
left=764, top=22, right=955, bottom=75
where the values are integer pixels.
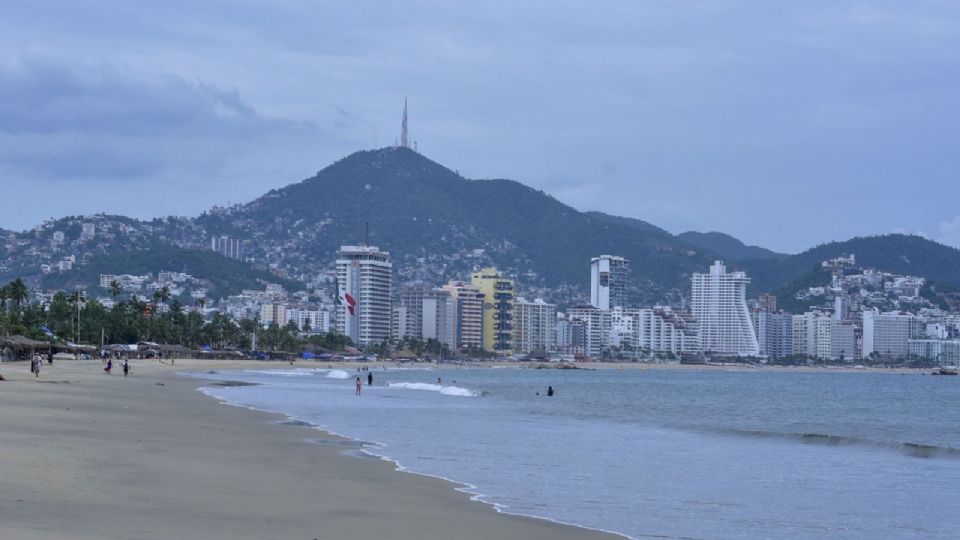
left=3, top=147, right=960, bottom=305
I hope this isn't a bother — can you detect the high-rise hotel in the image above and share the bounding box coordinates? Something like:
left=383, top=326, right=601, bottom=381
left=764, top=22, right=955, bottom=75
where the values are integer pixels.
left=471, top=267, right=515, bottom=354
left=691, top=260, right=759, bottom=356
left=590, top=255, right=628, bottom=310
left=336, top=245, right=392, bottom=347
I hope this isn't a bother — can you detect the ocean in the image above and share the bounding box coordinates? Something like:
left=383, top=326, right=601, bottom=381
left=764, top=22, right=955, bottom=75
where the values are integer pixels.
left=190, top=366, right=960, bottom=539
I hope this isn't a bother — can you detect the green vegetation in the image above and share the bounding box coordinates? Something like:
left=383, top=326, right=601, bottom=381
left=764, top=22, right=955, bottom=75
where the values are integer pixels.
left=677, top=231, right=782, bottom=260
left=0, top=279, right=349, bottom=354
left=40, top=244, right=302, bottom=298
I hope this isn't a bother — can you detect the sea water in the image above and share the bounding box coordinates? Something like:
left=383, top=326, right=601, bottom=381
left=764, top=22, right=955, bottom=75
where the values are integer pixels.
left=190, top=367, right=960, bottom=539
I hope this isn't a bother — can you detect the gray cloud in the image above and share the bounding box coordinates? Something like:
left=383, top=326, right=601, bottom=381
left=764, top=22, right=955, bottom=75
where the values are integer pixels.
left=0, top=1, right=958, bottom=252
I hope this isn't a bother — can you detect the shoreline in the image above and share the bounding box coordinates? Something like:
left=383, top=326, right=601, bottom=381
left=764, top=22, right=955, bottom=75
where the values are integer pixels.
left=194, top=375, right=633, bottom=540
left=0, top=358, right=618, bottom=539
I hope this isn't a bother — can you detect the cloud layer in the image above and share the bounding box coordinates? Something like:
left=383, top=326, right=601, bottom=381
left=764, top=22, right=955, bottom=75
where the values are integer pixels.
left=0, top=1, right=958, bottom=252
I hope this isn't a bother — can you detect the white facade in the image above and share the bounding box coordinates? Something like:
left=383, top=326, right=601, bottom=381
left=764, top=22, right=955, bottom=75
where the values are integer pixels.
left=211, top=235, right=244, bottom=260
left=336, top=245, right=392, bottom=347
left=288, top=308, right=329, bottom=333
left=422, top=289, right=455, bottom=348
left=791, top=312, right=856, bottom=361
left=622, top=306, right=700, bottom=357
left=862, top=311, right=922, bottom=359
left=513, top=297, right=557, bottom=354
left=565, top=305, right=610, bottom=359
left=590, top=255, right=628, bottom=310
left=908, top=339, right=960, bottom=366
left=690, top=261, right=759, bottom=356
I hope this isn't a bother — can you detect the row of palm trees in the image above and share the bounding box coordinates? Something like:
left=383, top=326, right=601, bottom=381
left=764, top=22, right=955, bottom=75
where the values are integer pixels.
left=0, top=278, right=350, bottom=353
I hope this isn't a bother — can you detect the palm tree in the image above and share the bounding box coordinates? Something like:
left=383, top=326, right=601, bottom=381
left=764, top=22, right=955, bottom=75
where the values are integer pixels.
left=8, top=278, right=28, bottom=310
left=194, top=297, right=206, bottom=313
left=158, top=286, right=171, bottom=306
left=109, top=280, right=122, bottom=300
left=68, top=289, right=86, bottom=343
left=0, top=283, right=9, bottom=311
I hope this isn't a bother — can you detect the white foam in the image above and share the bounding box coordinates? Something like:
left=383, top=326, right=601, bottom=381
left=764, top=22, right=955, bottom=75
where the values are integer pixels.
left=326, top=370, right=350, bottom=379
left=244, top=368, right=319, bottom=377
left=389, top=381, right=478, bottom=397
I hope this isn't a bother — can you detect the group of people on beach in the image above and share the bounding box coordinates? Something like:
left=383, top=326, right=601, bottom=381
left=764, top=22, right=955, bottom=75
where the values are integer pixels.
left=102, top=358, right=131, bottom=377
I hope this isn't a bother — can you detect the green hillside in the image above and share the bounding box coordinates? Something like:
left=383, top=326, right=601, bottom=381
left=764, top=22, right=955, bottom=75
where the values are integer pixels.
left=744, top=234, right=960, bottom=294
left=40, top=244, right=302, bottom=298
left=677, top=231, right=781, bottom=261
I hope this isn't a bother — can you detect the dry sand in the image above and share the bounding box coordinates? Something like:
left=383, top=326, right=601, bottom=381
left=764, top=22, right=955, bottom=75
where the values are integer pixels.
left=0, top=358, right=618, bottom=540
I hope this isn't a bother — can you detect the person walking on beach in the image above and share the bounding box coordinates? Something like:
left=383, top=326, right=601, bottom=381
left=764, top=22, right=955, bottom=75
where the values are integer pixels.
left=122, top=360, right=130, bottom=378
left=367, top=371, right=373, bottom=386
left=32, top=354, right=41, bottom=378
left=104, top=358, right=112, bottom=375
left=355, top=376, right=362, bottom=395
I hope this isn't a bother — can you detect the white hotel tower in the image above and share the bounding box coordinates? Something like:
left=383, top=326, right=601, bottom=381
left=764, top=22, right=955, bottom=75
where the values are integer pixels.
left=336, top=245, right=392, bottom=347
left=691, top=260, right=759, bottom=356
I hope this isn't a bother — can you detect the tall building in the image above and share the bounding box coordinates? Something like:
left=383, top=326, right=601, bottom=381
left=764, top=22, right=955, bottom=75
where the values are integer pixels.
left=908, top=339, right=960, bottom=366
left=690, top=261, right=759, bottom=356
left=791, top=312, right=856, bottom=361
left=756, top=311, right=793, bottom=359
left=336, top=245, right=392, bottom=347
left=441, top=281, right=485, bottom=351
left=395, top=285, right=428, bottom=339
left=513, top=297, right=557, bottom=354
left=471, top=267, right=515, bottom=354
left=590, top=255, right=629, bottom=310
left=421, top=289, right=455, bottom=348
left=287, top=308, right=329, bottom=333
left=757, top=293, right=778, bottom=313
left=834, top=296, right=850, bottom=321
left=862, top=310, right=923, bottom=359
left=566, top=305, right=610, bottom=359
left=260, top=303, right=287, bottom=326
left=211, top=235, right=244, bottom=260
left=612, top=306, right=700, bottom=358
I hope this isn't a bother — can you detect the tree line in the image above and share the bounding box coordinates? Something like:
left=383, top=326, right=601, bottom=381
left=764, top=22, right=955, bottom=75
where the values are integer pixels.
left=0, top=278, right=350, bottom=353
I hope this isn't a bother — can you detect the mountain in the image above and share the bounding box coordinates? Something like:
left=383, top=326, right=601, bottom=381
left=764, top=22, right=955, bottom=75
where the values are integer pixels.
left=3, top=147, right=960, bottom=307
left=195, top=147, right=713, bottom=303
left=39, top=244, right=303, bottom=299
left=582, top=211, right=674, bottom=237
left=677, top=231, right=782, bottom=261
left=743, top=234, right=960, bottom=294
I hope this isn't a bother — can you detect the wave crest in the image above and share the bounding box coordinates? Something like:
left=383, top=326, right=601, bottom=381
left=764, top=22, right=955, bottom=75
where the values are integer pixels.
left=388, top=381, right=480, bottom=397
left=719, top=428, right=960, bottom=460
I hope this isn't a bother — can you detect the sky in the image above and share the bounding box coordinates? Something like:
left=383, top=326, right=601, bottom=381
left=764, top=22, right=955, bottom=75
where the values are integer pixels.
left=0, top=1, right=958, bottom=253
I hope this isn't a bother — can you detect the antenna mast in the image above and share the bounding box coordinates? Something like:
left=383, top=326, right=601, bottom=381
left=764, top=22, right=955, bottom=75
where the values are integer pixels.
left=400, top=98, right=409, bottom=149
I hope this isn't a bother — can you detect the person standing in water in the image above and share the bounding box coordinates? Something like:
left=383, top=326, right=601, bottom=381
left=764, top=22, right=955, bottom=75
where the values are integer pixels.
left=355, top=376, right=362, bottom=395
left=367, top=371, right=373, bottom=386
left=547, top=386, right=555, bottom=397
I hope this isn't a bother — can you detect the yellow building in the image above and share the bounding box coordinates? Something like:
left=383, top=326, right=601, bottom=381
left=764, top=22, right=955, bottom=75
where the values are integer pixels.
left=470, top=267, right=515, bottom=354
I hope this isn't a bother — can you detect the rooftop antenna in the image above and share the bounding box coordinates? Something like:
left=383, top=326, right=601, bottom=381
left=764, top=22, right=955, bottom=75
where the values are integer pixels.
left=364, top=222, right=369, bottom=247
left=400, top=98, right=409, bottom=149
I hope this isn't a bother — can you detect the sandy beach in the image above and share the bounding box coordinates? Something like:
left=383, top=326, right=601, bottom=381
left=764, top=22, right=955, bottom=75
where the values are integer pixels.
left=0, top=358, right=617, bottom=540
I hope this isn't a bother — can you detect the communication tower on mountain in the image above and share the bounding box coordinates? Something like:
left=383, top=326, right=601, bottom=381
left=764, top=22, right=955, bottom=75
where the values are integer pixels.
left=395, top=98, right=417, bottom=151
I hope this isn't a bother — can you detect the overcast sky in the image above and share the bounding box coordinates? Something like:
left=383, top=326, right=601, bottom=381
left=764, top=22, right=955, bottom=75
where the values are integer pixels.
left=1, top=1, right=958, bottom=252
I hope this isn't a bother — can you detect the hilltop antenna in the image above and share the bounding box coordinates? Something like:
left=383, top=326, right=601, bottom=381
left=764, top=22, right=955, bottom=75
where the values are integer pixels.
left=400, top=98, right=409, bottom=149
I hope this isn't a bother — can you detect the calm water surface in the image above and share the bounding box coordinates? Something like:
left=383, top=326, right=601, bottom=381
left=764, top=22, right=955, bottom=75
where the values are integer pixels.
left=191, top=366, right=960, bottom=540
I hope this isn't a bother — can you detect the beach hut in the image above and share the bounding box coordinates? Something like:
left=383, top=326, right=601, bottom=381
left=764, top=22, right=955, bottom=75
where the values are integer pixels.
left=0, top=335, right=52, bottom=361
